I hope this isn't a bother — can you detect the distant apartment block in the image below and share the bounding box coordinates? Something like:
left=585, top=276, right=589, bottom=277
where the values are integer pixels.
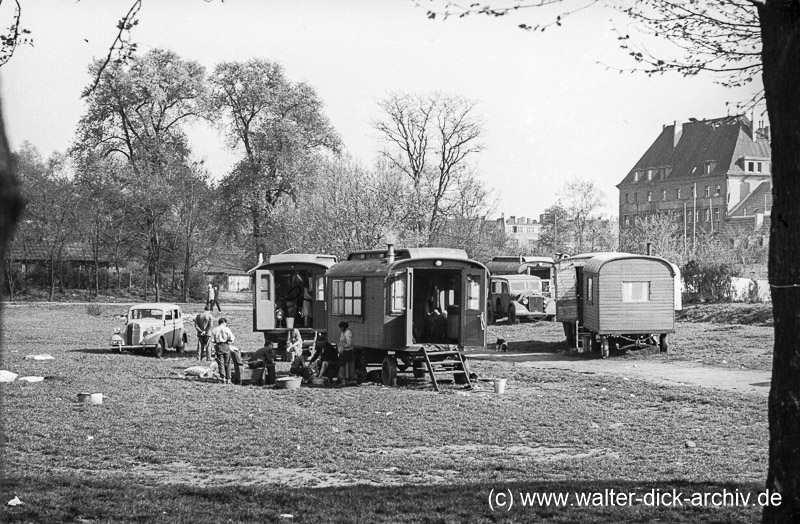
left=617, top=115, right=771, bottom=246
left=497, top=214, right=541, bottom=250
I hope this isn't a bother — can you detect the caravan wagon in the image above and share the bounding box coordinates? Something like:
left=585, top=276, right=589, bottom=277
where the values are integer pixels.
left=324, top=245, right=487, bottom=388
left=251, top=254, right=337, bottom=345
left=555, top=252, right=679, bottom=357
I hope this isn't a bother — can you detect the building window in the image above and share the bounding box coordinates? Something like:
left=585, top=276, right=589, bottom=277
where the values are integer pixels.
left=705, top=209, right=710, bottom=221
left=757, top=162, right=762, bottom=172
left=705, top=186, right=710, bottom=197
left=633, top=170, right=642, bottom=182
left=332, top=278, right=362, bottom=316
left=388, top=274, right=406, bottom=314
left=695, top=210, right=700, bottom=222
left=647, top=191, right=653, bottom=202
left=748, top=161, right=755, bottom=172
left=715, top=185, right=721, bottom=196
left=705, top=161, right=717, bottom=174
left=676, top=188, right=682, bottom=199
left=622, top=281, right=650, bottom=302
left=715, top=209, right=720, bottom=222
left=624, top=215, right=630, bottom=227
left=661, top=189, right=667, bottom=201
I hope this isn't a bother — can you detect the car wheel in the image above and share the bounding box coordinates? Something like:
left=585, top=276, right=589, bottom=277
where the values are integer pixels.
left=508, top=306, right=517, bottom=324
left=659, top=333, right=669, bottom=353
left=154, top=339, right=164, bottom=359
left=563, top=322, right=576, bottom=347
left=381, top=356, right=397, bottom=386
left=176, top=333, right=186, bottom=354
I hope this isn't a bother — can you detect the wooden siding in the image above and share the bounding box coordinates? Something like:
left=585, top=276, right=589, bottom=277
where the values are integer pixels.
left=554, top=263, right=579, bottom=322
left=583, top=260, right=674, bottom=334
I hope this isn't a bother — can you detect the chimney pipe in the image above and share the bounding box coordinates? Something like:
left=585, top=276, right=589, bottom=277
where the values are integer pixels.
left=672, top=121, right=682, bottom=148
left=387, top=243, right=395, bottom=264
left=646, top=242, right=653, bottom=256
left=257, top=252, right=264, bottom=265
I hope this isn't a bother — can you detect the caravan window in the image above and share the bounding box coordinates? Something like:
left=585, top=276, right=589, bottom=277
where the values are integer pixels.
left=315, top=276, right=325, bottom=301
left=388, top=274, right=406, bottom=314
left=260, top=275, right=270, bottom=301
left=466, top=275, right=480, bottom=310
left=622, top=281, right=650, bottom=302
left=332, top=278, right=363, bottom=316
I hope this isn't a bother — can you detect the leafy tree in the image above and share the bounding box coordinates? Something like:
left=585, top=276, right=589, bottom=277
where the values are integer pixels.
left=74, top=48, right=206, bottom=301
left=558, top=177, right=605, bottom=253
left=209, top=59, right=341, bottom=255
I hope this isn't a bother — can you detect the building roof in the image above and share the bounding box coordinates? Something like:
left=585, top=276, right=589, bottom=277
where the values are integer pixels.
left=617, top=116, right=771, bottom=187
left=205, top=256, right=249, bottom=276
left=728, top=179, right=772, bottom=218
left=7, top=241, right=110, bottom=263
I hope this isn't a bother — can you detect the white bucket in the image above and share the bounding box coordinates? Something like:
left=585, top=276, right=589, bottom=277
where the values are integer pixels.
left=494, top=379, right=507, bottom=394
left=286, top=317, right=295, bottom=329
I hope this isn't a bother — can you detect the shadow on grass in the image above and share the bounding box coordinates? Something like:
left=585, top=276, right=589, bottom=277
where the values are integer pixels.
left=1, top=473, right=769, bottom=524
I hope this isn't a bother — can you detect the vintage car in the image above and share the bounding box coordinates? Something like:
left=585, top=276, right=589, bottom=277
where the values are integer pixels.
left=487, top=274, right=553, bottom=324
left=110, top=302, right=188, bottom=358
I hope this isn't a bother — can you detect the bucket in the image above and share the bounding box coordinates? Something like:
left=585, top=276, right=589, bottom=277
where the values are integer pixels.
left=286, top=317, right=295, bottom=329
left=276, top=376, right=302, bottom=390
left=493, top=379, right=507, bottom=394
left=78, top=392, right=104, bottom=405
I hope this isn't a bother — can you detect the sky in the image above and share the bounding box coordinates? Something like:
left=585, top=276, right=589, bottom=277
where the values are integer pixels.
left=1, top=0, right=763, bottom=221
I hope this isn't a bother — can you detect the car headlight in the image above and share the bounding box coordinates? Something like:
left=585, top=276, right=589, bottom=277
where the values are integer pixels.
left=521, top=298, right=529, bottom=306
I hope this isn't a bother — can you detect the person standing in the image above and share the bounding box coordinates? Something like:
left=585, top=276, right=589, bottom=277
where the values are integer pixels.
left=194, top=308, right=214, bottom=361
left=337, top=321, right=356, bottom=386
left=205, top=284, right=215, bottom=311
left=211, top=317, right=236, bottom=384
left=212, top=285, right=222, bottom=312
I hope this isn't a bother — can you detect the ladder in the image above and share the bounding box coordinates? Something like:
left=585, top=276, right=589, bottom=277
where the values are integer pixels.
left=420, top=346, right=473, bottom=392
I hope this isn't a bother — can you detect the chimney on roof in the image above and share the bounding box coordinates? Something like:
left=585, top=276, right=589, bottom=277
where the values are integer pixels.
left=257, top=252, right=264, bottom=265
left=509, top=215, right=516, bottom=223
left=672, top=120, right=682, bottom=148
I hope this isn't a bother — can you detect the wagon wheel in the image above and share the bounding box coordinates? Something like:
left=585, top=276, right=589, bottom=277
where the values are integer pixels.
left=381, top=356, right=398, bottom=386
left=175, top=333, right=187, bottom=354
left=591, top=333, right=601, bottom=354
left=600, top=336, right=610, bottom=359
left=154, top=338, right=164, bottom=359
left=659, top=333, right=669, bottom=353
left=508, top=306, right=517, bottom=325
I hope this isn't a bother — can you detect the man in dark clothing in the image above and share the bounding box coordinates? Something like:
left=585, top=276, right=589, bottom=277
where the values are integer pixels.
left=194, top=309, right=214, bottom=361
left=212, top=285, right=222, bottom=312
left=310, top=334, right=339, bottom=379
left=247, top=345, right=276, bottom=385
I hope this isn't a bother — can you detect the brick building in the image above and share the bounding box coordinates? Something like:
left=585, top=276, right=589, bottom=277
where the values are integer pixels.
left=617, top=115, right=771, bottom=245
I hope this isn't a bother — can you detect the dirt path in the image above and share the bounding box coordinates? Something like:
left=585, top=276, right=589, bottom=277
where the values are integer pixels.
left=469, top=352, right=772, bottom=397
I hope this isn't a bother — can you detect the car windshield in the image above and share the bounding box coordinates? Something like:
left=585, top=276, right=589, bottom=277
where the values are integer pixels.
left=509, top=280, right=542, bottom=293
left=129, top=309, right=163, bottom=320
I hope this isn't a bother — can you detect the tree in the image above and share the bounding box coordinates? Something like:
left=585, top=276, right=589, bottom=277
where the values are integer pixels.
left=74, top=48, right=206, bottom=301
left=209, top=59, right=341, bottom=256
left=374, top=91, right=484, bottom=242
left=421, top=1, right=798, bottom=521
left=558, top=177, right=605, bottom=253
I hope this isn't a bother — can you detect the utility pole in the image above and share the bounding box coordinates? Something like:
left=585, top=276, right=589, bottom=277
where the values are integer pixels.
left=684, top=201, right=688, bottom=257
left=692, top=183, right=697, bottom=254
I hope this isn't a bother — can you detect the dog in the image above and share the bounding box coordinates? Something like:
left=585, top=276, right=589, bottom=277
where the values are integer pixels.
left=495, top=338, right=509, bottom=352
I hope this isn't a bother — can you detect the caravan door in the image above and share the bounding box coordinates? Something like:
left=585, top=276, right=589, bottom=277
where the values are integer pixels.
left=312, top=273, right=327, bottom=330
left=254, top=270, right=275, bottom=331
left=460, top=268, right=486, bottom=347
left=404, top=268, right=414, bottom=346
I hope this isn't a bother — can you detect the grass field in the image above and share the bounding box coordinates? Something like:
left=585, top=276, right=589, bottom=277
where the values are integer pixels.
left=0, top=303, right=771, bottom=523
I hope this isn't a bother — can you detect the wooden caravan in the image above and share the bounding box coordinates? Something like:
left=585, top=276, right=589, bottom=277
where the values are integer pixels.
left=325, top=245, right=487, bottom=389
left=579, top=253, right=676, bottom=358
left=251, top=254, right=337, bottom=344
left=553, top=252, right=609, bottom=346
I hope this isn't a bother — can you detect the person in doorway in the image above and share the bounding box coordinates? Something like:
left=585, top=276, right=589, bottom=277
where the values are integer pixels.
left=301, top=285, right=313, bottom=327
left=205, top=284, right=215, bottom=311
left=211, top=317, right=236, bottom=384
left=337, top=321, right=356, bottom=386
left=194, top=308, right=214, bottom=361
left=212, top=285, right=222, bottom=312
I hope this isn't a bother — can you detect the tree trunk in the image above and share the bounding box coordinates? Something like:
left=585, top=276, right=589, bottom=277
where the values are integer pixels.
left=48, top=260, right=56, bottom=302
left=759, top=4, right=800, bottom=523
